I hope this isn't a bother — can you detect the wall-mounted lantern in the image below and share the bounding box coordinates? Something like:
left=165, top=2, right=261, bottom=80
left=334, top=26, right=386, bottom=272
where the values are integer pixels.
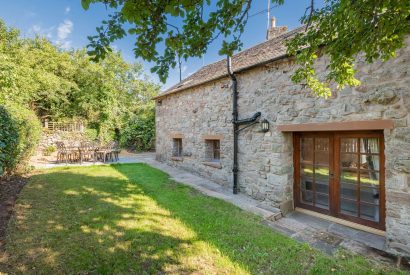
left=260, top=119, right=270, bottom=133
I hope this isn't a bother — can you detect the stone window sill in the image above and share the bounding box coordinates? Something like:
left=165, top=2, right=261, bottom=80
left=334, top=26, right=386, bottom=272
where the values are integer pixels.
left=202, top=161, right=222, bottom=169
left=171, top=156, right=183, bottom=161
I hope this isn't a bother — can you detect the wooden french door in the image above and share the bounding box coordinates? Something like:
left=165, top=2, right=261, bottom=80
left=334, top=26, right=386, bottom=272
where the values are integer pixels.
left=293, top=131, right=385, bottom=230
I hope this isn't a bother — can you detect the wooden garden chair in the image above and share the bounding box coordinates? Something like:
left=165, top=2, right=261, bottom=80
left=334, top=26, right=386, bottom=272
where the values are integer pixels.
left=95, top=141, right=115, bottom=163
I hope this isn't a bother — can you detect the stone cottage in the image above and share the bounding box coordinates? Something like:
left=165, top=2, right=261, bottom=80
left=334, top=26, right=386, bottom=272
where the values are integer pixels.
left=154, top=20, right=410, bottom=256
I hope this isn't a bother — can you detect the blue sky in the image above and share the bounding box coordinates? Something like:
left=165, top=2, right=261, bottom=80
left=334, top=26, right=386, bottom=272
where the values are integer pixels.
left=0, top=0, right=318, bottom=90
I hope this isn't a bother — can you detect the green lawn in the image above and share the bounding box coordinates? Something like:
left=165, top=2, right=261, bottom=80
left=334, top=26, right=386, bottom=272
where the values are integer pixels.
left=0, top=164, right=403, bottom=274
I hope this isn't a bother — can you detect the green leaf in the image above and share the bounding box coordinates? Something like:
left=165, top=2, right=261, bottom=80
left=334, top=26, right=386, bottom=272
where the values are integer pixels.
left=81, top=0, right=91, bottom=10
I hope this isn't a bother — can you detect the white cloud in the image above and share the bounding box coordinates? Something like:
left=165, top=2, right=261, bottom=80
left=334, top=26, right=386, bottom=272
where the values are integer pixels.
left=27, top=19, right=75, bottom=50
left=59, top=40, right=72, bottom=50
left=181, top=65, right=188, bottom=73
left=28, top=24, right=54, bottom=39
left=30, top=24, right=41, bottom=33
left=65, top=6, right=71, bottom=14
left=57, top=20, right=73, bottom=40
left=54, top=20, right=74, bottom=49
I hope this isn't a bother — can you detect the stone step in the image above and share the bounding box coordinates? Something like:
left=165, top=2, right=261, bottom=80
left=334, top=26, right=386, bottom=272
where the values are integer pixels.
left=266, top=212, right=283, bottom=221
left=256, top=203, right=281, bottom=213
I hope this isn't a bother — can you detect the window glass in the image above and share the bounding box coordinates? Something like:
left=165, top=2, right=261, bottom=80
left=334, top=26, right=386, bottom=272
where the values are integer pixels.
left=205, top=139, right=221, bottom=162
left=341, top=199, right=358, bottom=217
left=360, top=138, right=379, bottom=154
left=341, top=138, right=358, bottom=153
left=360, top=203, right=380, bottom=222
left=315, top=193, right=329, bottom=209
left=172, top=138, right=182, bottom=157
left=360, top=155, right=379, bottom=171
left=299, top=136, right=330, bottom=210
left=340, top=137, right=382, bottom=222
left=301, top=190, right=313, bottom=205
left=360, top=186, right=380, bottom=204
left=301, top=138, right=313, bottom=163
left=213, top=140, right=220, bottom=160
left=341, top=153, right=359, bottom=169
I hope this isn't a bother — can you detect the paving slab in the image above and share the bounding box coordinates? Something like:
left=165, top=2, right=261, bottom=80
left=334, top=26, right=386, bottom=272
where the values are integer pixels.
left=30, top=151, right=152, bottom=169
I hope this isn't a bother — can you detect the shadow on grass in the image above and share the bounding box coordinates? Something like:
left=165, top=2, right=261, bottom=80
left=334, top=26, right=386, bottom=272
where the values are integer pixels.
left=112, top=163, right=322, bottom=274
left=2, top=167, right=200, bottom=274
left=2, top=163, right=394, bottom=274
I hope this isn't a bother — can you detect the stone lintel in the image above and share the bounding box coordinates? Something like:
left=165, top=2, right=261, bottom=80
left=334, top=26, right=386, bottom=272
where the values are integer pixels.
left=277, top=120, right=394, bottom=132
left=170, top=132, right=184, bottom=139
left=203, top=134, right=224, bottom=140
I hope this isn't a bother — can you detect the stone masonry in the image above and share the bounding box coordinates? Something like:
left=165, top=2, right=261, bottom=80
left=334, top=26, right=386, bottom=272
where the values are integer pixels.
left=155, top=36, right=410, bottom=256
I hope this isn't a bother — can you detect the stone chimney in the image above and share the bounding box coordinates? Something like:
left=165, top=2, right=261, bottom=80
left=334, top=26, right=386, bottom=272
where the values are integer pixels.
left=267, top=17, right=288, bottom=40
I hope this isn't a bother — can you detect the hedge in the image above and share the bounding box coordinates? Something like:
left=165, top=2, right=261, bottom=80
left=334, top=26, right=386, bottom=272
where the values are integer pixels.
left=0, top=104, right=41, bottom=177
left=120, top=110, right=155, bottom=152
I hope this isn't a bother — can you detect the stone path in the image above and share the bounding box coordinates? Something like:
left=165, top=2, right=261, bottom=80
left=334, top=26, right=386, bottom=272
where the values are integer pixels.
left=31, top=152, right=403, bottom=265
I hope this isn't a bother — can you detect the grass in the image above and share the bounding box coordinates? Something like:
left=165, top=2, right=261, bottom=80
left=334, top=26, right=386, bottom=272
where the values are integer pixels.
left=0, top=163, right=403, bottom=274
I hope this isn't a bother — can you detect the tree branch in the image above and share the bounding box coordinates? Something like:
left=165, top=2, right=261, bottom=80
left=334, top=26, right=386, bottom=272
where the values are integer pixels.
left=305, top=0, right=314, bottom=31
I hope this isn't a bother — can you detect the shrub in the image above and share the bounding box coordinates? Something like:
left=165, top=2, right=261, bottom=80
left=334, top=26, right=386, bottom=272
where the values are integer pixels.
left=0, top=105, right=19, bottom=176
left=43, top=145, right=56, bottom=156
left=0, top=104, right=41, bottom=176
left=84, top=128, right=98, bottom=141
left=120, top=109, right=155, bottom=152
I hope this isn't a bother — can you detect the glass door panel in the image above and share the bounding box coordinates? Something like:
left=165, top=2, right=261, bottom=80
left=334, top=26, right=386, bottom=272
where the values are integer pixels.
left=299, top=136, right=330, bottom=211
left=341, top=199, right=358, bottom=216
left=339, top=137, right=382, bottom=224
left=360, top=203, right=380, bottom=222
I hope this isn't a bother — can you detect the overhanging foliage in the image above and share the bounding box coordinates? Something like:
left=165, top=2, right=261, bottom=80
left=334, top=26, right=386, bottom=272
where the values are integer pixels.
left=82, top=0, right=410, bottom=96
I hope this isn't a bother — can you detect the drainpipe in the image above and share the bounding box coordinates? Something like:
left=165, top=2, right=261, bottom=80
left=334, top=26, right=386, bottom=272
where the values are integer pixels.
left=227, top=56, right=261, bottom=194
left=227, top=56, right=239, bottom=194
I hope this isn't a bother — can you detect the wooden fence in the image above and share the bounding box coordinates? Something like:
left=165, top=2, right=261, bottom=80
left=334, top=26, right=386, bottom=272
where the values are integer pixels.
left=42, top=120, right=85, bottom=132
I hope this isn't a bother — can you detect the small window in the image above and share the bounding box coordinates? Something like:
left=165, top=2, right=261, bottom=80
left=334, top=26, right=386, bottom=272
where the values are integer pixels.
left=172, top=138, right=183, bottom=157
left=205, top=139, right=220, bottom=162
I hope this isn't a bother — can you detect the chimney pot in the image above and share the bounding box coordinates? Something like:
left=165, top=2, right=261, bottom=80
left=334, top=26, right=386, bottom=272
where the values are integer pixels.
left=267, top=16, right=288, bottom=40
left=271, top=17, right=276, bottom=28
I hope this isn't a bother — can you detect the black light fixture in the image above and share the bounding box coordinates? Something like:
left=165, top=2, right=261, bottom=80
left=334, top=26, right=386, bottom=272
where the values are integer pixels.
left=261, top=119, right=270, bottom=132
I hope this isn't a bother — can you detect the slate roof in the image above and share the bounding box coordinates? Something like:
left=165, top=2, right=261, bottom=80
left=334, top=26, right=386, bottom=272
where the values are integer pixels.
left=154, top=26, right=305, bottom=100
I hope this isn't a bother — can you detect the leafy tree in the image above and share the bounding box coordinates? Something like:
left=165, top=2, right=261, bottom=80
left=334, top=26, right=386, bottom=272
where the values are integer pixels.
left=0, top=21, right=78, bottom=117
left=0, top=19, right=159, bottom=151
left=82, top=0, right=410, bottom=96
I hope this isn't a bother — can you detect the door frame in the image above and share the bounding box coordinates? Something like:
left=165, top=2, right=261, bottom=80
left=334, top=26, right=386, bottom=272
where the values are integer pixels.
left=293, top=130, right=386, bottom=230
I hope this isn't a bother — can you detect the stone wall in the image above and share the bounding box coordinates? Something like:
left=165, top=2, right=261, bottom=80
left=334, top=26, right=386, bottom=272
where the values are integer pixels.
left=155, top=37, right=410, bottom=256
left=37, top=130, right=86, bottom=155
